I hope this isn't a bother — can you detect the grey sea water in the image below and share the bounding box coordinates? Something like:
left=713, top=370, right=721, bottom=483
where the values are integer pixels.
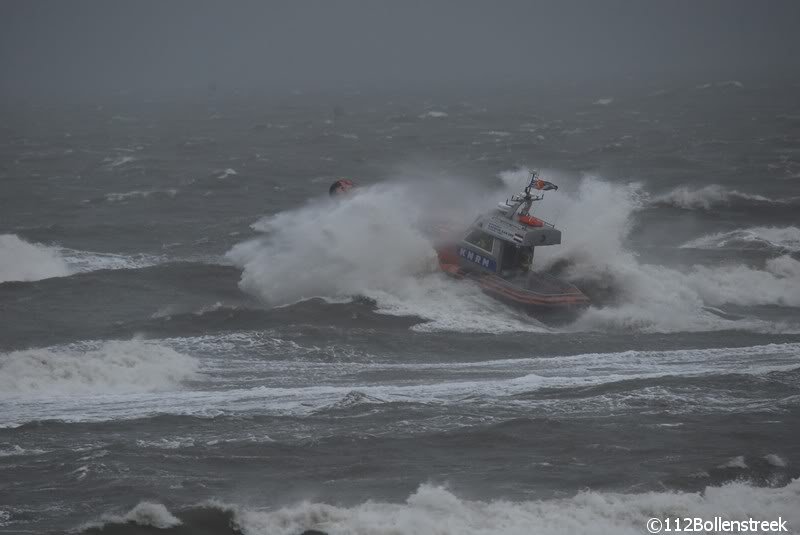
left=1, top=81, right=800, bottom=534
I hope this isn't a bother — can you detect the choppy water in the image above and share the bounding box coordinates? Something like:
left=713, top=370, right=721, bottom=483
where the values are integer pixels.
left=1, top=81, right=800, bottom=534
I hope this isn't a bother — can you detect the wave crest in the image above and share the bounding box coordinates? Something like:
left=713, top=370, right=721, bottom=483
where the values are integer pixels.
left=522, top=177, right=800, bottom=331
left=0, top=234, right=71, bottom=283
left=81, top=502, right=181, bottom=532
left=227, top=171, right=799, bottom=333
left=227, top=183, right=438, bottom=306
left=80, top=479, right=800, bottom=535
left=239, top=479, right=800, bottom=534
left=681, top=226, right=800, bottom=254
left=0, top=234, right=163, bottom=283
left=0, top=340, right=199, bottom=398
left=226, top=179, right=542, bottom=333
left=650, top=184, right=794, bottom=210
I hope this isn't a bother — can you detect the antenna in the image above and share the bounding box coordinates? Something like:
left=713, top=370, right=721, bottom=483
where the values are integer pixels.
left=501, top=169, right=546, bottom=220
left=523, top=169, right=539, bottom=196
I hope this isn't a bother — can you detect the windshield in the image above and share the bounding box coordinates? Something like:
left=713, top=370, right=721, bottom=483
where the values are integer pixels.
left=501, top=244, right=533, bottom=272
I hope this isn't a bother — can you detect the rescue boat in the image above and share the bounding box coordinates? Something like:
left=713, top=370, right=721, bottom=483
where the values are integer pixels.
left=435, top=172, right=589, bottom=319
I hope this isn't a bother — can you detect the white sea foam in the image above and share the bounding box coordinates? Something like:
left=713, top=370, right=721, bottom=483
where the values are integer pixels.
left=59, top=248, right=163, bottom=272
left=228, top=183, right=438, bottom=305
left=104, top=189, right=177, bottom=202
left=0, top=234, right=163, bottom=283
left=419, top=110, right=448, bottom=118
left=217, top=168, right=238, bottom=179
left=228, top=169, right=798, bottom=334
left=170, top=332, right=800, bottom=385
left=0, top=340, right=199, bottom=398
left=0, top=445, right=48, bottom=457
left=720, top=80, right=744, bottom=88
left=651, top=184, right=785, bottom=210
left=83, top=502, right=181, bottom=531
left=681, top=226, right=800, bottom=254
left=719, top=455, right=748, bottom=469
left=500, top=170, right=800, bottom=331
left=104, top=155, right=136, bottom=168
left=3, top=338, right=796, bottom=426
left=682, top=256, right=800, bottom=307
left=696, top=80, right=744, bottom=90
left=566, top=251, right=799, bottom=332
left=226, top=180, right=532, bottom=332
left=154, top=479, right=800, bottom=535
left=223, top=342, right=799, bottom=414
left=0, top=234, right=71, bottom=282
left=765, top=454, right=788, bottom=468
left=135, top=437, right=196, bottom=449
left=593, top=97, right=614, bottom=105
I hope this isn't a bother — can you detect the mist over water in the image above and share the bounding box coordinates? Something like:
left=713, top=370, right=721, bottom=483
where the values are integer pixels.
left=2, top=2, right=800, bottom=534
left=4, top=87, right=800, bottom=534
left=4, top=0, right=800, bottom=98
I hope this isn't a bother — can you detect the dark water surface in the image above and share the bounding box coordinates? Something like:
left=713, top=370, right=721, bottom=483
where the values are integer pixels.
left=1, top=81, right=799, bottom=534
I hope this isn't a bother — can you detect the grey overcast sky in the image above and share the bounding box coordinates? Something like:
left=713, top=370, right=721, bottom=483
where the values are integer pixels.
left=1, top=0, right=799, bottom=97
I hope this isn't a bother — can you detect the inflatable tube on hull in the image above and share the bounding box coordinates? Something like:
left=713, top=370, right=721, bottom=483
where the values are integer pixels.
left=439, top=261, right=589, bottom=321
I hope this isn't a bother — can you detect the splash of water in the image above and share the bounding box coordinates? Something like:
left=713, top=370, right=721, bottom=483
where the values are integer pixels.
left=228, top=170, right=799, bottom=334
left=0, top=234, right=71, bottom=283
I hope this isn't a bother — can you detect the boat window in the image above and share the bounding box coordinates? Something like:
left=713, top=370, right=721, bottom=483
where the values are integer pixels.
left=518, top=247, right=533, bottom=271
left=501, top=243, right=517, bottom=269
left=501, top=244, right=533, bottom=272
left=464, top=229, right=494, bottom=253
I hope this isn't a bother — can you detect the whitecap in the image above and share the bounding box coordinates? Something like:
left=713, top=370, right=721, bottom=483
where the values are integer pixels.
left=0, top=340, right=200, bottom=398
left=0, top=234, right=71, bottom=282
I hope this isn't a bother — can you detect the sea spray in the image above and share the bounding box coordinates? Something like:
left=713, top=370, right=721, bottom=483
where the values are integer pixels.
left=227, top=177, right=548, bottom=332
left=499, top=171, right=800, bottom=331
left=227, top=182, right=439, bottom=305
left=0, top=234, right=71, bottom=282
left=229, top=170, right=800, bottom=333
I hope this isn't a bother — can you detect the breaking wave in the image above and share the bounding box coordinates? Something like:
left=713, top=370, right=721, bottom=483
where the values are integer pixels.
left=0, top=340, right=199, bottom=398
left=229, top=170, right=800, bottom=334
left=79, top=479, right=800, bottom=535
left=6, top=337, right=796, bottom=426
left=103, top=189, right=178, bottom=202
left=227, top=183, right=439, bottom=305
left=81, top=502, right=181, bottom=532
left=59, top=248, right=163, bottom=272
left=678, top=255, right=800, bottom=307
left=650, top=184, right=796, bottom=210
left=227, top=179, right=540, bottom=333
left=681, top=226, right=800, bottom=255
left=500, top=170, right=800, bottom=331
left=0, top=234, right=163, bottom=283
left=0, top=234, right=71, bottom=282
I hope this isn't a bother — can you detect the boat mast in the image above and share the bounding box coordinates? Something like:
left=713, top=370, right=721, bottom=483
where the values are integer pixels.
left=504, top=171, right=543, bottom=220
